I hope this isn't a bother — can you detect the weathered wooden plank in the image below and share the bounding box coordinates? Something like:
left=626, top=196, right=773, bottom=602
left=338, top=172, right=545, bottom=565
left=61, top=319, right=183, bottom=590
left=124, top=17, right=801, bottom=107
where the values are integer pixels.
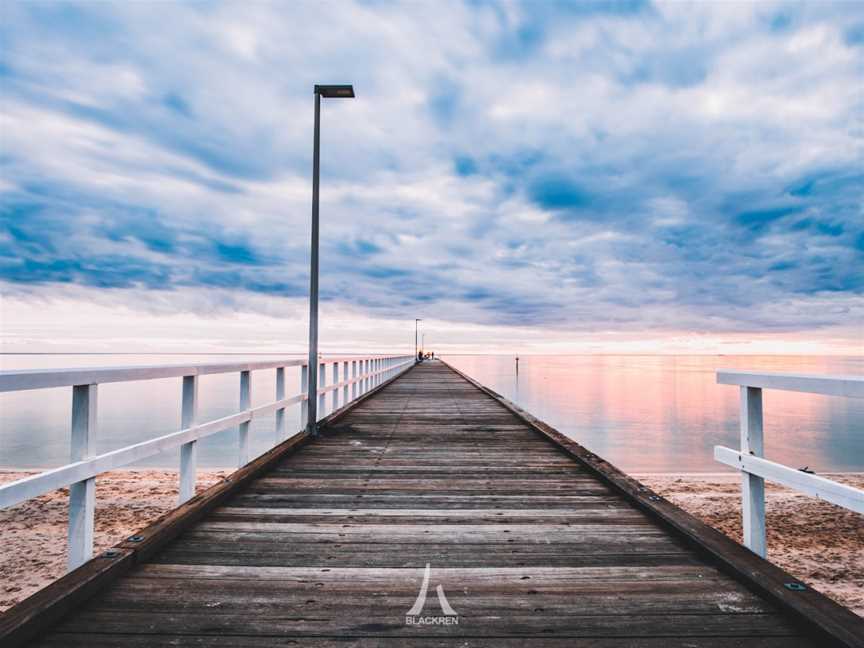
left=21, top=361, right=855, bottom=646
left=441, top=361, right=864, bottom=646
left=151, top=552, right=699, bottom=569
left=51, top=610, right=806, bottom=638
left=34, top=634, right=820, bottom=647
left=227, top=493, right=627, bottom=509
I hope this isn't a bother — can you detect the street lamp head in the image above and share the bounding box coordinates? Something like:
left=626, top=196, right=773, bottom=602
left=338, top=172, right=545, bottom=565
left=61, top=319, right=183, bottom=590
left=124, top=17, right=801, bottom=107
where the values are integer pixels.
left=315, top=84, right=355, bottom=98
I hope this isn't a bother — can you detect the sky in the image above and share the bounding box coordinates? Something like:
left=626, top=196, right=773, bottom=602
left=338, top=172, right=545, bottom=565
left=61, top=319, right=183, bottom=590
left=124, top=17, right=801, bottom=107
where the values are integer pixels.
left=0, top=0, right=862, bottom=355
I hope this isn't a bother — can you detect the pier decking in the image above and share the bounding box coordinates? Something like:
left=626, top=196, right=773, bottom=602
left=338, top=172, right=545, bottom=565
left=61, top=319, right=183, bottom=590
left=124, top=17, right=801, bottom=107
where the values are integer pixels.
left=7, top=361, right=863, bottom=646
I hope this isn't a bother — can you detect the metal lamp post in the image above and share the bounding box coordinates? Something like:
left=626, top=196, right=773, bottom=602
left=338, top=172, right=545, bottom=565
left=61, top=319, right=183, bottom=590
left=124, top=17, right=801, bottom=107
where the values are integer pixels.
left=307, top=84, right=355, bottom=435
left=415, top=319, right=422, bottom=360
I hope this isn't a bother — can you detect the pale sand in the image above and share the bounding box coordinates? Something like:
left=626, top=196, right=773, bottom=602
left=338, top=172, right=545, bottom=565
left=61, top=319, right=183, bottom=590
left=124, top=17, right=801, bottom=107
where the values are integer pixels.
left=0, top=469, right=229, bottom=612
left=0, top=470, right=861, bottom=617
left=638, top=472, right=864, bottom=617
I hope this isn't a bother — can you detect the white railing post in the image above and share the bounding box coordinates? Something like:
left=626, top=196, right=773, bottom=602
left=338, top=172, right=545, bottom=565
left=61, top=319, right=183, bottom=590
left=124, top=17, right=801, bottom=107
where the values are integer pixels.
left=178, top=375, right=198, bottom=504
left=300, top=364, right=309, bottom=430
left=332, top=362, right=340, bottom=410
left=740, top=386, right=766, bottom=557
left=352, top=360, right=358, bottom=400
left=68, top=384, right=97, bottom=570
left=343, top=361, right=349, bottom=405
left=238, top=370, right=251, bottom=467
left=275, top=367, right=286, bottom=443
left=318, top=362, right=326, bottom=419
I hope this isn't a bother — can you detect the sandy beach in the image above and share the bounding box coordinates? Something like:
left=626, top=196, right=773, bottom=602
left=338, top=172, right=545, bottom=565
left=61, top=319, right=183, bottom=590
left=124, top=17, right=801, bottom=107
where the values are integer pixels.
left=1, top=469, right=861, bottom=616
left=0, top=468, right=229, bottom=612
left=639, top=472, right=864, bottom=617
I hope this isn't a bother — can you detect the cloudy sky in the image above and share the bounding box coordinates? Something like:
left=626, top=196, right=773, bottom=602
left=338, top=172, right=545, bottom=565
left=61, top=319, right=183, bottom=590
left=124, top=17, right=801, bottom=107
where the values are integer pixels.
left=1, top=1, right=862, bottom=354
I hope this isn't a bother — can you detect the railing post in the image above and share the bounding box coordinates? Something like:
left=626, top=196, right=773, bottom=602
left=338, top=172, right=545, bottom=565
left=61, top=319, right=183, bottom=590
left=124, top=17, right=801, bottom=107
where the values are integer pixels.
left=343, top=361, right=349, bottom=405
left=275, top=367, right=286, bottom=443
left=68, top=384, right=97, bottom=570
left=238, top=370, right=251, bottom=467
left=318, top=362, right=326, bottom=419
left=352, top=360, right=358, bottom=400
left=178, top=375, right=198, bottom=504
left=300, top=364, right=309, bottom=431
left=740, top=386, right=766, bottom=557
left=332, top=362, right=340, bottom=410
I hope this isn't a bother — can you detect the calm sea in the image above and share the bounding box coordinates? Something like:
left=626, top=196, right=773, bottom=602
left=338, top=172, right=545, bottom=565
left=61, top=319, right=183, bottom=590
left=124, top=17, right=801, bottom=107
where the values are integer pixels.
left=1, top=354, right=861, bottom=473
left=442, top=355, right=863, bottom=473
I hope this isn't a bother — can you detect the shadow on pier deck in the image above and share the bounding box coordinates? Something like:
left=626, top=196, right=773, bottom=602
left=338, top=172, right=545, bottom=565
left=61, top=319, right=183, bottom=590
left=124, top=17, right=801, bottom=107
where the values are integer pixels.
left=4, top=361, right=862, bottom=646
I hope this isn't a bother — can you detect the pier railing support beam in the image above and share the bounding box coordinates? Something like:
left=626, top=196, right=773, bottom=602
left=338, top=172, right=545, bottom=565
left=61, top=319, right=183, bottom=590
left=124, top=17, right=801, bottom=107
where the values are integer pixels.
left=343, top=361, right=349, bottom=406
left=740, top=386, right=766, bottom=557
left=332, top=362, right=340, bottom=410
left=238, top=371, right=251, bottom=467
left=300, top=365, right=309, bottom=430
left=318, top=363, right=326, bottom=420
left=178, top=375, right=199, bottom=504
left=68, top=384, right=97, bottom=570
left=275, top=367, right=286, bottom=443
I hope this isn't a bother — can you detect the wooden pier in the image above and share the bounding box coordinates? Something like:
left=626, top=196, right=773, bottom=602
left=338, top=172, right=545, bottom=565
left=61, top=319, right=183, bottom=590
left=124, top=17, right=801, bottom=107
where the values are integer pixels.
left=4, top=361, right=862, bottom=646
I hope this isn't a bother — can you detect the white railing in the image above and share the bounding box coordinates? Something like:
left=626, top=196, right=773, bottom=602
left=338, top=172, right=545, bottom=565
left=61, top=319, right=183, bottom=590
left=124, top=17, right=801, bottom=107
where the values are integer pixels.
left=714, top=370, right=864, bottom=558
left=0, top=354, right=414, bottom=569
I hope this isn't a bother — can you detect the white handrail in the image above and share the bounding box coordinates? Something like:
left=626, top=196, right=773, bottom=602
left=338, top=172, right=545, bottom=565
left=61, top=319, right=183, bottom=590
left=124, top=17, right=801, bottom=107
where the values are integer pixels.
left=717, top=370, right=864, bottom=399
left=714, top=370, right=864, bottom=558
left=0, top=354, right=414, bottom=570
left=0, top=354, right=404, bottom=393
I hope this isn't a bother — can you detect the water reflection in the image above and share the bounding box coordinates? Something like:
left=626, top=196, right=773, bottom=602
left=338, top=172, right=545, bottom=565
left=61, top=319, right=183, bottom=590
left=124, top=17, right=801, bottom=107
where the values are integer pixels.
left=1, top=354, right=861, bottom=472
left=444, top=355, right=864, bottom=473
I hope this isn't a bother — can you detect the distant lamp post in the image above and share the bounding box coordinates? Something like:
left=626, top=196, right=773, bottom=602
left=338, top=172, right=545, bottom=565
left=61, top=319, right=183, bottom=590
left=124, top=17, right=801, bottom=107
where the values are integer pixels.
left=415, top=319, right=422, bottom=359
left=307, top=84, right=355, bottom=435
